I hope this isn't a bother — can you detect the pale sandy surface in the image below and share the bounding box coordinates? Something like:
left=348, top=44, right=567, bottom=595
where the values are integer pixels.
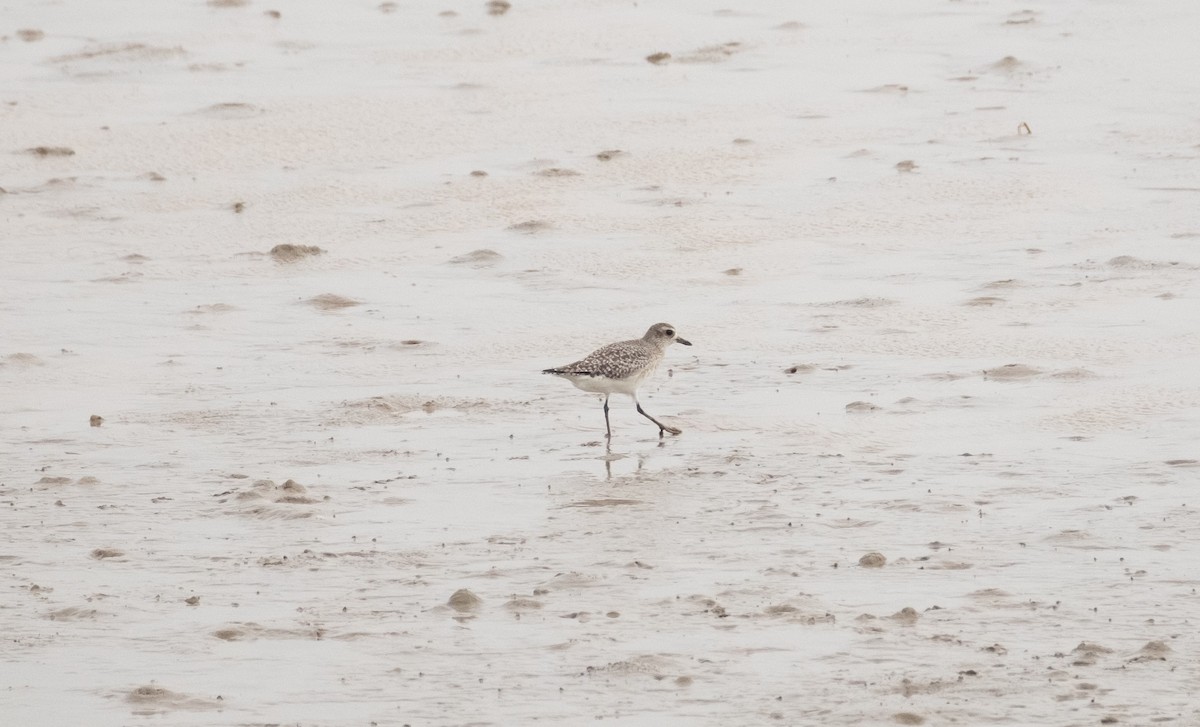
left=3, top=1, right=1200, bottom=725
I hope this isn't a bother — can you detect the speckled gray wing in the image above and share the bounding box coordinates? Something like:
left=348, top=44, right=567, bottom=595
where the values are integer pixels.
left=544, top=339, right=654, bottom=380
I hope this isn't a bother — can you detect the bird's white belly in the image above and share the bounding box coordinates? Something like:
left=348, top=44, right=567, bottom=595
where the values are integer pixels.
left=567, top=370, right=647, bottom=396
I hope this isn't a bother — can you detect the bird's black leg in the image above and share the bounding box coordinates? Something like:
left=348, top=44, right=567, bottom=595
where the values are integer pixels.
left=603, top=395, right=611, bottom=439
left=635, top=398, right=681, bottom=436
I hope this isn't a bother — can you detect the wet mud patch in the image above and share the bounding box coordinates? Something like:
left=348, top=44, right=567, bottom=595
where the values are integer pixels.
left=125, top=685, right=221, bottom=714
left=533, top=167, right=581, bottom=178
left=982, top=363, right=1042, bottom=380
left=759, top=603, right=836, bottom=624
left=191, top=102, right=264, bottom=120
left=333, top=395, right=492, bottom=424
left=3, top=353, right=46, bottom=368
left=677, top=41, right=744, bottom=64
left=1103, top=255, right=1193, bottom=270
left=585, top=654, right=681, bottom=678
left=270, top=244, right=323, bottom=262
left=35, top=476, right=74, bottom=487
left=984, top=55, right=1033, bottom=77
left=1071, top=641, right=1114, bottom=666
left=449, top=249, right=502, bottom=266
left=536, top=571, right=604, bottom=592
left=51, top=43, right=185, bottom=64
left=562, top=498, right=644, bottom=508
left=1005, top=9, right=1038, bottom=25
left=815, top=297, right=896, bottom=308
left=507, top=219, right=553, bottom=234
left=91, top=548, right=126, bottom=560
left=388, top=338, right=437, bottom=351
left=845, top=401, right=882, bottom=413
left=212, top=622, right=327, bottom=641
left=1128, top=640, right=1171, bottom=663
left=46, top=606, right=101, bottom=621
left=218, top=479, right=328, bottom=519
left=23, top=146, right=75, bottom=157
left=505, top=597, right=543, bottom=612
left=186, top=303, right=238, bottom=315
left=304, top=293, right=361, bottom=310
left=1048, top=367, right=1097, bottom=381
left=860, top=84, right=910, bottom=94
left=255, top=548, right=420, bottom=570
left=447, top=588, right=483, bottom=612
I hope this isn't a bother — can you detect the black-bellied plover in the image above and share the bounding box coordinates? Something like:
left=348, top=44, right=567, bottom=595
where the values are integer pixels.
left=543, top=322, right=692, bottom=437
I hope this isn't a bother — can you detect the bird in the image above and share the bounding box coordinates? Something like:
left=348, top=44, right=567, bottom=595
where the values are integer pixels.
left=543, top=322, right=692, bottom=438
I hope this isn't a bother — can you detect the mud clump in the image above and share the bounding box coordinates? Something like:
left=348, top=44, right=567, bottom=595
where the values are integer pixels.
left=1129, top=640, right=1171, bottom=662
left=448, top=589, right=483, bottom=612
left=270, top=244, right=323, bottom=262
left=596, top=149, right=624, bottom=161
left=306, top=294, right=361, bottom=310
left=889, top=607, right=919, bottom=624
left=989, top=55, right=1024, bottom=73
left=646, top=52, right=671, bottom=65
left=1072, top=641, right=1113, bottom=666
left=983, top=363, right=1042, bottom=380
left=895, top=160, right=917, bottom=172
left=859, top=552, right=887, bottom=568
left=26, top=146, right=75, bottom=157
left=507, top=220, right=552, bottom=234
left=17, top=29, right=45, bottom=42
left=230, top=479, right=326, bottom=519
left=893, top=714, right=925, bottom=725
left=486, top=0, right=511, bottom=15
left=90, top=414, right=104, bottom=427
left=449, top=249, right=502, bottom=266
left=91, top=548, right=125, bottom=560
left=534, top=167, right=581, bottom=178
left=275, top=479, right=319, bottom=504
left=845, top=401, right=881, bottom=413
left=125, top=684, right=220, bottom=713
left=194, top=102, right=262, bottom=119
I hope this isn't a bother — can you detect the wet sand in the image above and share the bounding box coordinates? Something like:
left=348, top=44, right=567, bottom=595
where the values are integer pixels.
left=2, top=1, right=1199, bottom=724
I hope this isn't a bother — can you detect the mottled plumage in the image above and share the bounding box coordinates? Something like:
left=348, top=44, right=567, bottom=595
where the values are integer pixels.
left=543, top=322, right=692, bottom=437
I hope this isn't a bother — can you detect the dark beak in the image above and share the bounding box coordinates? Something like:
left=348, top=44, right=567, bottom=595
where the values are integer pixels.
left=676, top=337, right=692, bottom=346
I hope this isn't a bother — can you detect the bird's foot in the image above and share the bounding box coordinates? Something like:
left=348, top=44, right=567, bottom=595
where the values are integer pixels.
left=660, top=425, right=682, bottom=436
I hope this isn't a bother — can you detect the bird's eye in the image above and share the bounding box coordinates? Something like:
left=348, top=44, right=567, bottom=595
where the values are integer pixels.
left=664, top=329, right=674, bottom=337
